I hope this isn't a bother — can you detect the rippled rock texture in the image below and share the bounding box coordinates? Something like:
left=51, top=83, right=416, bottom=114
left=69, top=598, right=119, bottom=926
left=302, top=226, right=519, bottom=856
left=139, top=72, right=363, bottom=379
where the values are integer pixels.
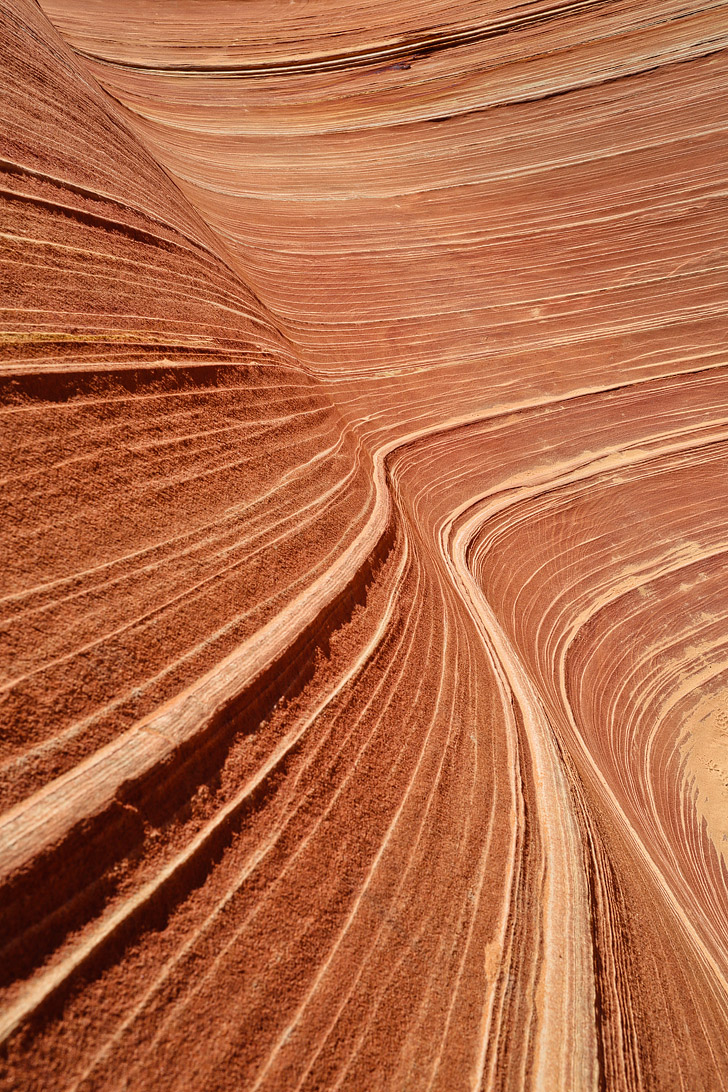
left=2, top=0, right=728, bottom=1088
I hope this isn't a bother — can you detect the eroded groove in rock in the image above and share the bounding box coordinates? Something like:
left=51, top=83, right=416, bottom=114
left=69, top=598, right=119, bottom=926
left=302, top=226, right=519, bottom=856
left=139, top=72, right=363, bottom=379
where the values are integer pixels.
left=1, top=0, right=728, bottom=1088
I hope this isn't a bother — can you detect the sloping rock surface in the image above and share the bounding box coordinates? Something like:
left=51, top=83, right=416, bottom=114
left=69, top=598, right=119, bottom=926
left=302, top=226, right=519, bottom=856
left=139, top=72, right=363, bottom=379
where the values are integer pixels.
left=1, top=0, right=728, bottom=1088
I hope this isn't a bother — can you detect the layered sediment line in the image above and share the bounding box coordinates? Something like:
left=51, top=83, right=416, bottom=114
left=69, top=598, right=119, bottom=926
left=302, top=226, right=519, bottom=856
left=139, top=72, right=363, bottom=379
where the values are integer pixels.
left=2, top=0, right=728, bottom=1089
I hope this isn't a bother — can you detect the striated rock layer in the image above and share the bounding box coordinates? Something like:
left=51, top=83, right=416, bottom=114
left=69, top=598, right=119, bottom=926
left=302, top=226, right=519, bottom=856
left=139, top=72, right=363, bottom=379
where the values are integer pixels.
left=1, top=0, right=728, bottom=1088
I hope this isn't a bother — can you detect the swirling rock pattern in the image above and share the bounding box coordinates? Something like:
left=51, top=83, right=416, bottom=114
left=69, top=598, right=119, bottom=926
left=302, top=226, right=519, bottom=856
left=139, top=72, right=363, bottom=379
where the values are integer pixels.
left=1, top=0, right=728, bottom=1088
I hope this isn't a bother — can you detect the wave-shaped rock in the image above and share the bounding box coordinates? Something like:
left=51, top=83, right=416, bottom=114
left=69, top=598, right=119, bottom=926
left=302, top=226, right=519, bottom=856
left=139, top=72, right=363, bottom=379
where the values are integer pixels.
left=1, top=0, right=727, bottom=1088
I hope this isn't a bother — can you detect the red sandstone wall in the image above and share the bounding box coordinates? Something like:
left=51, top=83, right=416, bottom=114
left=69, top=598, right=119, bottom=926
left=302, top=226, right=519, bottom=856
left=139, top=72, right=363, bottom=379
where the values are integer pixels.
left=2, top=0, right=728, bottom=1088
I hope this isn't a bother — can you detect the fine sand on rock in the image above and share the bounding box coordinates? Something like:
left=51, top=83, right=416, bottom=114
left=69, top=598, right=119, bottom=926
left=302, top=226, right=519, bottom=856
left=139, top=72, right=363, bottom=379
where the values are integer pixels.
left=1, top=0, right=728, bottom=1089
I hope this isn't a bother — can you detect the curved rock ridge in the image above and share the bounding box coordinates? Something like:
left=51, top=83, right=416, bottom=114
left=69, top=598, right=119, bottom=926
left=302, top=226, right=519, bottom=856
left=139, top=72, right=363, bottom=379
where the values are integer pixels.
left=1, top=0, right=727, bottom=1088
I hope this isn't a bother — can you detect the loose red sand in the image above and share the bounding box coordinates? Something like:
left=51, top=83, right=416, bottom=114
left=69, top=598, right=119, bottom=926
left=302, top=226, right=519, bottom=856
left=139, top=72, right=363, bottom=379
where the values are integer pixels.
left=2, top=0, right=728, bottom=1088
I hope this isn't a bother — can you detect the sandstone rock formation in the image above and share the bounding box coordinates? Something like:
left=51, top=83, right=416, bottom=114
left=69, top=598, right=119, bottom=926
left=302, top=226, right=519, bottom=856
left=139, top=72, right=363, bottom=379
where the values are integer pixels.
left=1, top=0, right=728, bottom=1088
